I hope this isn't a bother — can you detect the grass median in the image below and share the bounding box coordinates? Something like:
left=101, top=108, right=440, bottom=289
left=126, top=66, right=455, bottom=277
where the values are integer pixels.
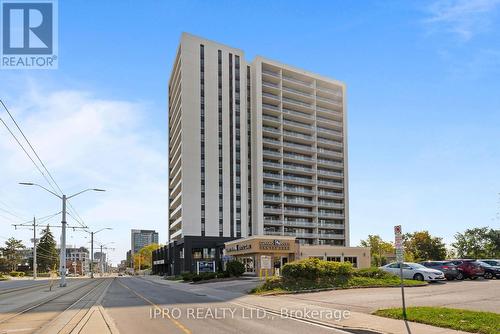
left=374, top=307, right=500, bottom=334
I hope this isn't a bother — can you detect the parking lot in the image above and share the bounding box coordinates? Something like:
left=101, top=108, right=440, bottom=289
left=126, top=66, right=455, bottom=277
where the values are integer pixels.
left=270, top=278, right=500, bottom=314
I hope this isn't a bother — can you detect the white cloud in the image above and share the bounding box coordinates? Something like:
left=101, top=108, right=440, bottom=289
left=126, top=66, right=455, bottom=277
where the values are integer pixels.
left=425, top=0, right=500, bottom=40
left=0, top=82, right=168, bottom=265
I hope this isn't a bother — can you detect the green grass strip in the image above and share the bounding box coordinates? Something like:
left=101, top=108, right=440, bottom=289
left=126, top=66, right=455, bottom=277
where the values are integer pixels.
left=374, top=307, right=500, bottom=334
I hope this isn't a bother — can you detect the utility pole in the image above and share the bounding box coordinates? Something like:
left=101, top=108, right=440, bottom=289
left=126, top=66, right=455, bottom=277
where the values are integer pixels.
left=60, top=195, right=67, bottom=286
left=19, top=183, right=105, bottom=287
left=91, top=232, right=94, bottom=278
left=100, top=244, right=104, bottom=276
left=33, top=217, right=37, bottom=280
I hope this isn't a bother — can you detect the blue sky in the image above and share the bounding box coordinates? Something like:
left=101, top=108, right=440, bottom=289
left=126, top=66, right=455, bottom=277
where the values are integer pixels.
left=1, top=0, right=499, bottom=263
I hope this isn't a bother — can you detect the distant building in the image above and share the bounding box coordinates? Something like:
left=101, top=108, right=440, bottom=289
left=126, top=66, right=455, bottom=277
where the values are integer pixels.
left=126, top=250, right=132, bottom=268
left=131, top=229, right=158, bottom=254
left=66, top=247, right=90, bottom=274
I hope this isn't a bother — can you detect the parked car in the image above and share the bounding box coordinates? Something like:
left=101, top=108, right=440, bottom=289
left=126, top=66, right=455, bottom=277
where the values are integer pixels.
left=479, top=259, right=500, bottom=266
left=380, top=262, right=445, bottom=281
left=476, top=261, right=500, bottom=279
left=419, top=261, right=461, bottom=280
left=449, top=259, right=485, bottom=279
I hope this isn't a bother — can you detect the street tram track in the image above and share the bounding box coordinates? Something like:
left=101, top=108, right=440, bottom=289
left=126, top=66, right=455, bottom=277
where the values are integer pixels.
left=0, top=278, right=110, bottom=334
left=0, top=281, right=55, bottom=297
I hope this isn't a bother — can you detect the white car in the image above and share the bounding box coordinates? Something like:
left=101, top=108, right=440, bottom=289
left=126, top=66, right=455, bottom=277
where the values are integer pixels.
left=380, top=262, right=445, bottom=281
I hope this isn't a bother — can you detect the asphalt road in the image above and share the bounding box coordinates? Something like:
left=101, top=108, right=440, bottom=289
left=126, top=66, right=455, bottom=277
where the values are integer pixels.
left=272, top=278, right=500, bottom=313
left=102, top=277, right=357, bottom=334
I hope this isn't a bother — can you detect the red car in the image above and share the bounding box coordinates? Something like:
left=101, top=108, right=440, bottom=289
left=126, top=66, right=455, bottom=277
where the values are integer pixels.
left=449, top=259, right=485, bottom=279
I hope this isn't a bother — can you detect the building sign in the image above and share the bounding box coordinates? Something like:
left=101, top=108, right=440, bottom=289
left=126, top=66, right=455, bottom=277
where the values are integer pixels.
left=394, top=225, right=404, bottom=263
left=260, top=255, right=272, bottom=270
left=259, top=239, right=290, bottom=251
left=225, top=243, right=252, bottom=253
left=197, top=261, right=215, bottom=274
left=153, top=259, right=164, bottom=265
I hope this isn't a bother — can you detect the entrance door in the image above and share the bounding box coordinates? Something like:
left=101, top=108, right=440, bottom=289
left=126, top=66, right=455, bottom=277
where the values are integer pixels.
left=242, top=257, right=255, bottom=273
left=281, top=257, right=288, bottom=267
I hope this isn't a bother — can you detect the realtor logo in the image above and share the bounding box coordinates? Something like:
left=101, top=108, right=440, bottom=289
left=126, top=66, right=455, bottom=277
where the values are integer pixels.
left=1, top=0, right=58, bottom=69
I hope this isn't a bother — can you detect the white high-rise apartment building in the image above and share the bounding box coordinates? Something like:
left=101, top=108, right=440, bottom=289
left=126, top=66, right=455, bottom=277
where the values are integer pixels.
left=167, top=33, right=348, bottom=271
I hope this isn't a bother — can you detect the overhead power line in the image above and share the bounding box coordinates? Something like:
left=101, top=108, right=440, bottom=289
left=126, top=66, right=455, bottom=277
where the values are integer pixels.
left=0, top=99, right=88, bottom=229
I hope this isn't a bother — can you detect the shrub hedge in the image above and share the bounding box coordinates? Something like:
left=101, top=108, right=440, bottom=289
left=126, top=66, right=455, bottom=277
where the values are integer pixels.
left=281, top=258, right=353, bottom=284
left=354, top=267, right=396, bottom=279
left=226, top=260, right=245, bottom=277
left=9, top=271, right=25, bottom=277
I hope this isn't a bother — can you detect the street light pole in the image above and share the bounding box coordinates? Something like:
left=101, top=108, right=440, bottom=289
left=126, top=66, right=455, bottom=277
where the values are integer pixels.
left=90, top=231, right=94, bottom=278
left=87, top=228, right=112, bottom=279
left=33, top=217, right=37, bottom=280
left=60, top=194, right=67, bottom=286
left=19, top=183, right=105, bottom=287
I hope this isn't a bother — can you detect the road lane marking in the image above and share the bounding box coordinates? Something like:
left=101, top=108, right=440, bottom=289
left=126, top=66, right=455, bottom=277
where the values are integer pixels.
left=130, top=277, right=354, bottom=333
left=115, top=279, right=191, bottom=334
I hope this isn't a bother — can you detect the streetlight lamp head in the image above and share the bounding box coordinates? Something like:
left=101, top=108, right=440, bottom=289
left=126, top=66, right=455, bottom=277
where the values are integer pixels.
left=19, top=182, right=34, bottom=186
left=93, top=188, right=106, bottom=192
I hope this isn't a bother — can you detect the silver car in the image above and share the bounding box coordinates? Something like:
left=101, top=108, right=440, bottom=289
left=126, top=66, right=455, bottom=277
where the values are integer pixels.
left=380, top=262, right=446, bottom=281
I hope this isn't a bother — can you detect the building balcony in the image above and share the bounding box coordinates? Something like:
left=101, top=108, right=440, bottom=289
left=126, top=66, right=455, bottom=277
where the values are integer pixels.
left=263, top=183, right=282, bottom=191
left=316, top=85, right=342, bottom=97
left=283, top=175, right=314, bottom=185
left=262, top=126, right=281, bottom=135
left=318, top=191, right=344, bottom=198
left=318, top=233, right=345, bottom=239
left=262, top=103, right=280, bottom=112
left=316, top=116, right=343, bottom=128
left=284, top=198, right=315, bottom=206
left=264, top=207, right=282, bottom=214
left=283, top=153, right=314, bottom=163
left=283, top=186, right=314, bottom=195
left=283, top=164, right=314, bottom=173
left=263, top=161, right=282, bottom=168
left=283, top=220, right=316, bottom=228
left=263, top=149, right=282, bottom=158
left=318, top=222, right=345, bottom=229
left=317, top=127, right=343, bottom=137
left=283, top=130, right=313, bottom=141
left=263, top=195, right=282, bottom=202
left=282, top=75, right=313, bottom=87
left=263, top=172, right=282, bottom=181
left=318, top=212, right=345, bottom=219
left=317, top=169, right=344, bottom=177
left=283, top=119, right=313, bottom=130
left=316, top=95, right=343, bottom=107
left=316, top=105, right=343, bottom=117
left=317, top=180, right=344, bottom=188
left=282, top=85, right=314, bottom=98
left=262, top=69, right=280, bottom=79
left=317, top=202, right=344, bottom=209
left=283, top=209, right=315, bottom=217
left=283, top=96, right=313, bottom=109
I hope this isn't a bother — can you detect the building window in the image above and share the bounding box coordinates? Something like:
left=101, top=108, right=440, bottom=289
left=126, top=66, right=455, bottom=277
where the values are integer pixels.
left=229, top=53, right=234, bottom=237
left=200, top=44, right=205, bottom=236
left=235, top=55, right=241, bottom=238
left=344, top=256, right=358, bottom=268
left=246, top=65, right=252, bottom=236
left=218, top=50, right=223, bottom=237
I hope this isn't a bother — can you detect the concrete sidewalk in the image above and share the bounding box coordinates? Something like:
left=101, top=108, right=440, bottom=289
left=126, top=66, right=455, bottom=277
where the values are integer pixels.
left=137, top=275, right=469, bottom=334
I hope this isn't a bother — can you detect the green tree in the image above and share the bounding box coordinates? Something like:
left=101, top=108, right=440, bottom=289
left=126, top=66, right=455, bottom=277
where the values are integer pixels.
left=2, top=238, right=25, bottom=271
left=36, top=226, right=58, bottom=272
left=360, top=235, right=394, bottom=266
left=452, top=227, right=500, bottom=258
left=403, top=231, right=447, bottom=261
left=134, top=243, right=160, bottom=270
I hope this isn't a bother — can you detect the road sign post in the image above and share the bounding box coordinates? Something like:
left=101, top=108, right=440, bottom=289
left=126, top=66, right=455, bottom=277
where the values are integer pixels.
left=394, top=225, right=407, bottom=320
